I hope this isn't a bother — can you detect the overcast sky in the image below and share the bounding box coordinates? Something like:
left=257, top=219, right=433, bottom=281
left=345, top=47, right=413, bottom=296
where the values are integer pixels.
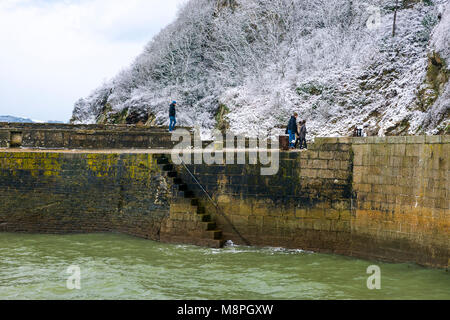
left=0, top=0, right=186, bottom=122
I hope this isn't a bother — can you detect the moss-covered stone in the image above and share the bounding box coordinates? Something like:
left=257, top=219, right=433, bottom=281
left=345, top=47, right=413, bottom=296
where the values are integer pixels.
left=215, top=104, right=230, bottom=133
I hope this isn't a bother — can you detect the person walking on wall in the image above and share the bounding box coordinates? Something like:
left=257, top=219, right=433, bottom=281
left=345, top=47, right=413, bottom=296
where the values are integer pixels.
left=298, top=120, right=307, bottom=150
left=287, top=112, right=298, bottom=149
left=169, top=101, right=177, bottom=132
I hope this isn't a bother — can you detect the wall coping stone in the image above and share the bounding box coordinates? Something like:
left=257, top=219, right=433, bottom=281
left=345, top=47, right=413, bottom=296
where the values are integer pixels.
left=351, top=136, right=447, bottom=145
left=0, top=122, right=193, bottom=132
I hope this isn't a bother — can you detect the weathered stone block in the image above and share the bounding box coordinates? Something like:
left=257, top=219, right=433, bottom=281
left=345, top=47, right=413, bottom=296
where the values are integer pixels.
left=311, top=159, right=329, bottom=169
left=317, top=169, right=335, bottom=179
left=331, top=201, right=350, bottom=210
left=325, top=209, right=340, bottom=220
left=327, top=160, right=341, bottom=170
left=318, top=151, right=334, bottom=160
left=353, top=171, right=363, bottom=184
left=295, top=209, right=308, bottom=218
left=405, top=144, right=420, bottom=157
left=335, top=152, right=351, bottom=161
left=407, top=136, right=426, bottom=144
left=353, top=151, right=363, bottom=166
left=0, top=131, right=10, bottom=147
left=386, top=136, right=407, bottom=144
left=373, top=137, right=387, bottom=144
left=425, top=135, right=441, bottom=144
left=335, top=170, right=350, bottom=180
left=392, top=144, right=405, bottom=157
left=300, top=168, right=318, bottom=178
left=351, top=137, right=366, bottom=144
left=308, top=209, right=325, bottom=219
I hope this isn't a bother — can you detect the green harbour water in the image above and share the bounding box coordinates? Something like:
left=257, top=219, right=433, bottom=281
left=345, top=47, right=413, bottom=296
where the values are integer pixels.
left=0, top=233, right=448, bottom=300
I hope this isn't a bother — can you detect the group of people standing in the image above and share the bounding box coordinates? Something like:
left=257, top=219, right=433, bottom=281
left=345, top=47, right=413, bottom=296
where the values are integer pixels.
left=168, top=103, right=307, bottom=151
left=287, top=113, right=307, bottom=150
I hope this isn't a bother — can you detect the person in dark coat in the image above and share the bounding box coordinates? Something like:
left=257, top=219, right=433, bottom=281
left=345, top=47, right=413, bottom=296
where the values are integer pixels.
left=295, top=121, right=301, bottom=148
left=298, top=120, right=307, bottom=149
left=287, top=113, right=298, bottom=149
left=169, top=101, right=177, bottom=132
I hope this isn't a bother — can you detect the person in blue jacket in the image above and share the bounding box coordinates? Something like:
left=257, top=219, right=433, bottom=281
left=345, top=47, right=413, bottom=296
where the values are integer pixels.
left=287, top=112, right=298, bottom=149
left=169, top=101, right=177, bottom=132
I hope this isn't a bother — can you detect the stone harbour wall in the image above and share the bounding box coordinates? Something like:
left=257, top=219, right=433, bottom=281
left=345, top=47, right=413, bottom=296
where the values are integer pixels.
left=175, top=138, right=354, bottom=255
left=174, top=136, right=449, bottom=268
left=351, top=136, right=449, bottom=267
left=0, top=152, right=171, bottom=239
left=0, top=134, right=448, bottom=268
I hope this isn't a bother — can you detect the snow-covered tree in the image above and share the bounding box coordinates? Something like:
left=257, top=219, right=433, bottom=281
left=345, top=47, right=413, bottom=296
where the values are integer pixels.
left=72, top=0, right=450, bottom=138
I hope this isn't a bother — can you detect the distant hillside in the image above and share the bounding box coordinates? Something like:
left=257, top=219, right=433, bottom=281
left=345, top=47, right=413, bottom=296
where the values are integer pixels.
left=71, top=0, right=450, bottom=138
left=47, top=120, right=65, bottom=124
left=0, top=115, right=64, bottom=124
left=0, top=115, right=35, bottom=123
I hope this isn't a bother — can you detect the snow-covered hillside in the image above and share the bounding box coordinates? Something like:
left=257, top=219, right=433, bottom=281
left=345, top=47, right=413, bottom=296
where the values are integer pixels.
left=71, top=0, right=450, bottom=138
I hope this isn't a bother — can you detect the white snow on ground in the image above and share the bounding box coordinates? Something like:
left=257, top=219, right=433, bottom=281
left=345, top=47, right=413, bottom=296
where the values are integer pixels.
left=72, top=0, right=450, bottom=139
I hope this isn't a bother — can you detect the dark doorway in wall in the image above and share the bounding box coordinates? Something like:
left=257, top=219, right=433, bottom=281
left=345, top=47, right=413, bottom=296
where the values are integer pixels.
left=10, top=132, right=23, bottom=147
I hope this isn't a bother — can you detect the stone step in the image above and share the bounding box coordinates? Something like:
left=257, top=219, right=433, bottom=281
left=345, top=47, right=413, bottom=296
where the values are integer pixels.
left=204, top=230, right=222, bottom=240
left=159, top=152, right=224, bottom=247
left=203, top=221, right=216, bottom=231
left=162, top=164, right=174, bottom=171
left=167, top=171, right=177, bottom=178
left=177, top=190, right=195, bottom=199
left=196, top=214, right=211, bottom=222
left=170, top=199, right=190, bottom=207
left=172, top=187, right=193, bottom=197
left=156, top=158, right=169, bottom=165
left=201, top=238, right=225, bottom=249
left=171, top=177, right=183, bottom=185
left=157, top=164, right=167, bottom=171
left=170, top=203, right=198, bottom=215
left=197, top=206, right=206, bottom=214
left=159, top=235, right=224, bottom=249
left=172, top=198, right=200, bottom=207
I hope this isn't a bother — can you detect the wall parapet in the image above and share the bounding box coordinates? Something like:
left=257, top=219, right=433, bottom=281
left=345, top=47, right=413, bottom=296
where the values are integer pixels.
left=351, top=135, right=449, bottom=144
left=315, top=135, right=449, bottom=144
left=0, top=122, right=186, bottom=150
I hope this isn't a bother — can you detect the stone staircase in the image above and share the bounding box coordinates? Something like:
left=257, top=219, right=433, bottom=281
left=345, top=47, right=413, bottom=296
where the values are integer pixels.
left=155, top=154, right=225, bottom=248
